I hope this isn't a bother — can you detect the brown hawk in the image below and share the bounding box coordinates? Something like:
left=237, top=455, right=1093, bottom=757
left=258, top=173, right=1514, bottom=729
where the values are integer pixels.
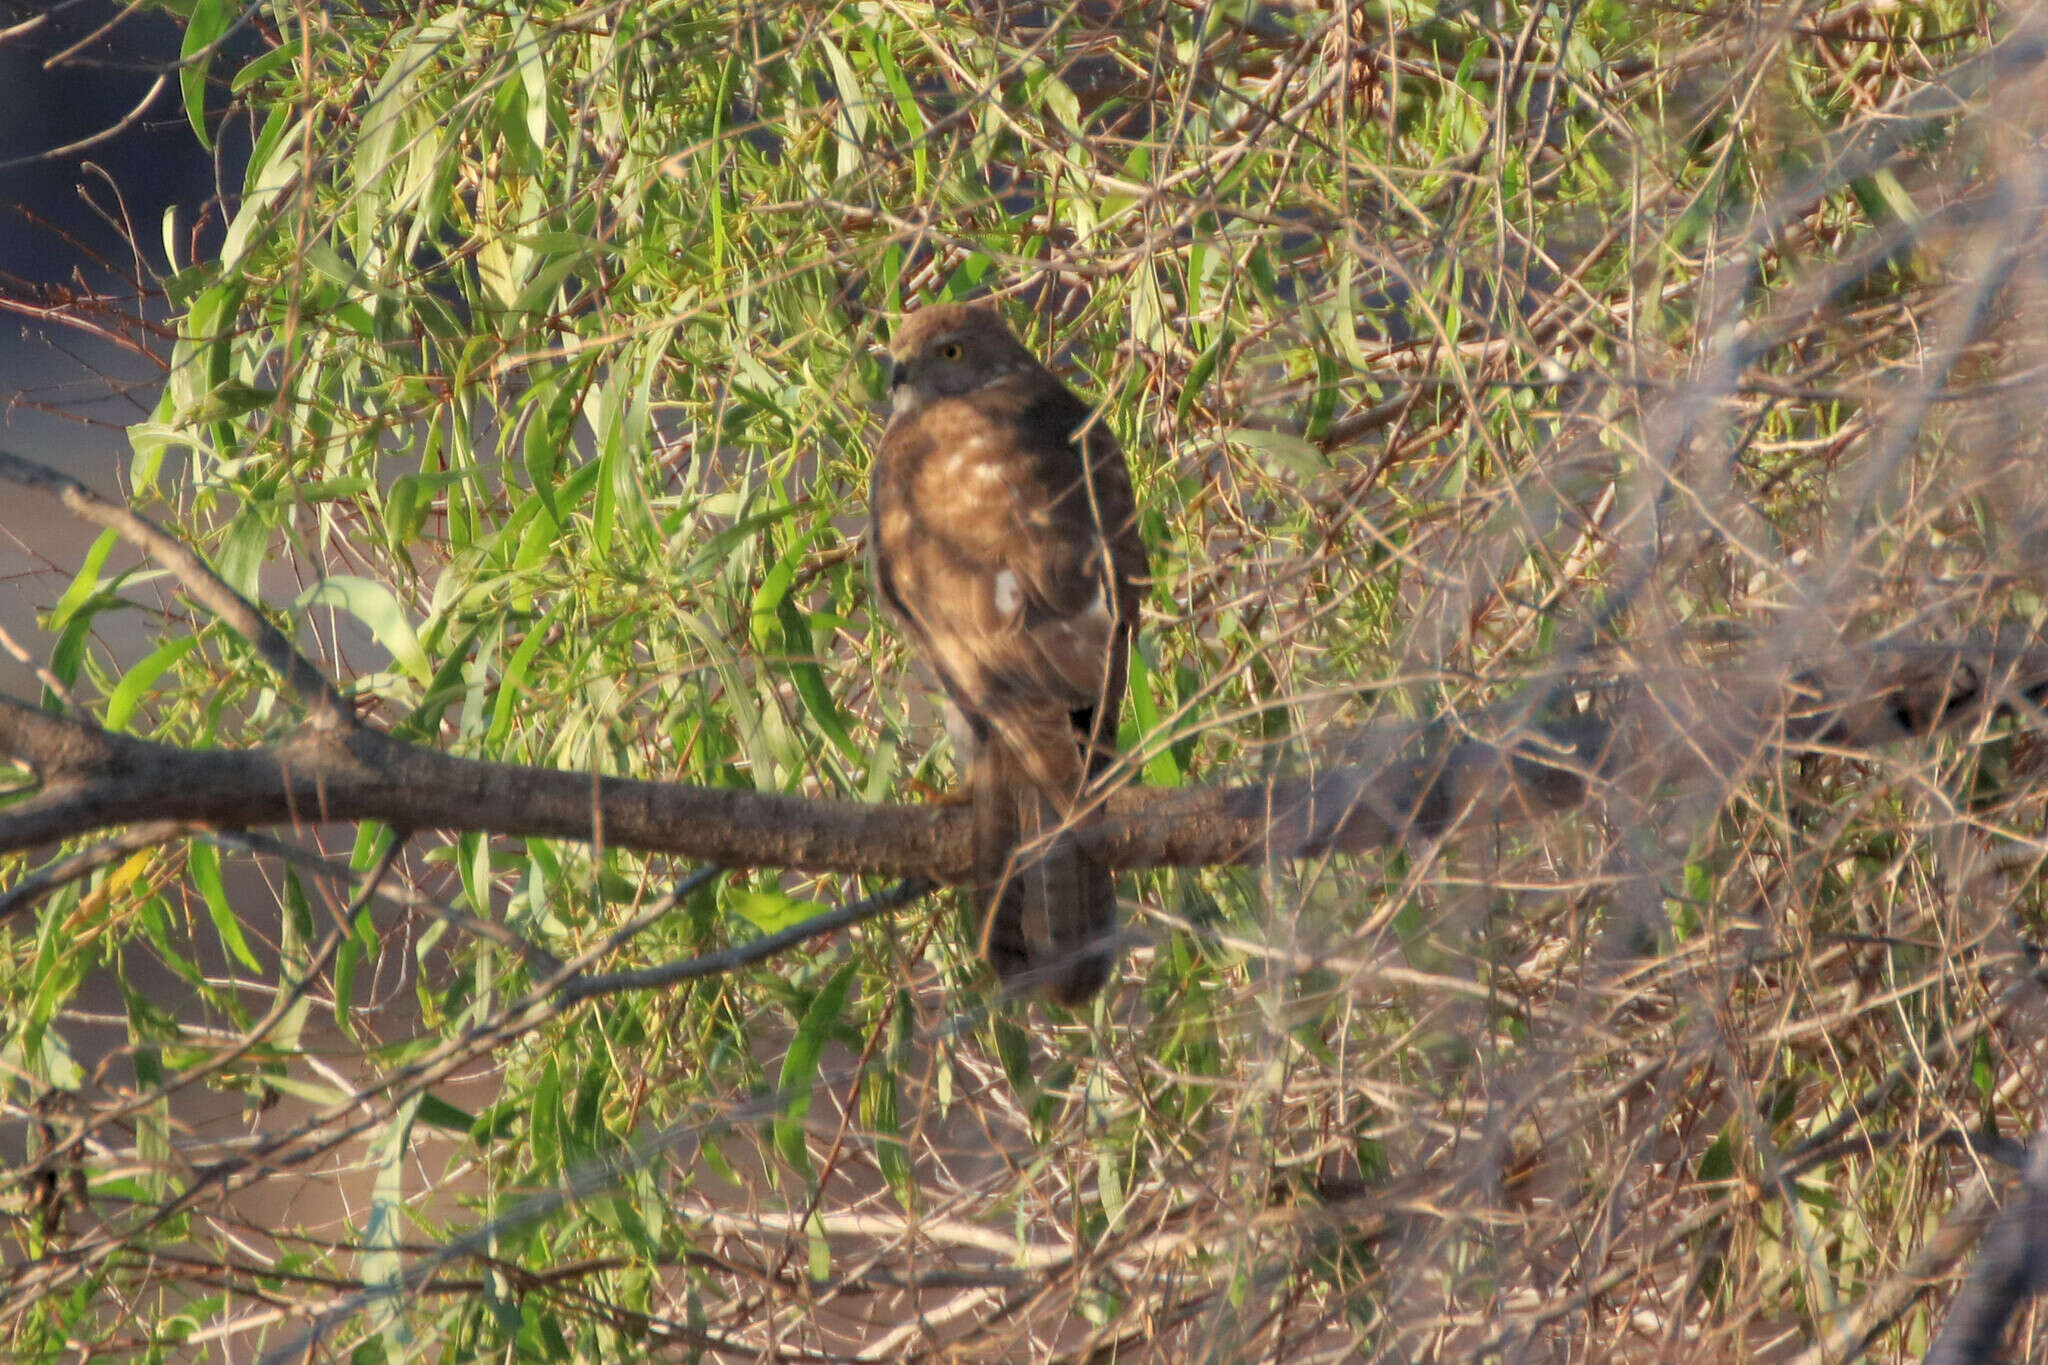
left=870, top=303, right=1146, bottom=1003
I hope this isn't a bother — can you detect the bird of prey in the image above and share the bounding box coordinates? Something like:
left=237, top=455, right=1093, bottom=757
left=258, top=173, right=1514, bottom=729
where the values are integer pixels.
left=870, top=303, right=1146, bottom=1003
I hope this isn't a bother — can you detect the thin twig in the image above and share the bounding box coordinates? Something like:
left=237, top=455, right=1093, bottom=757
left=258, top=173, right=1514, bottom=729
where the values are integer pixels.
left=0, top=614, right=78, bottom=711
left=206, top=829, right=565, bottom=976
left=0, top=450, right=354, bottom=731
left=0, top=819, right=195, bottom=921
left=556, top=877, right=934, bottom=1005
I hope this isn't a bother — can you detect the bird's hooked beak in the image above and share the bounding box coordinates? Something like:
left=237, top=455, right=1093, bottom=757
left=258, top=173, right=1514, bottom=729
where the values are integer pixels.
left=874, top=343, right=914, bottom=410
left=881, top=350, right=923, bottom=417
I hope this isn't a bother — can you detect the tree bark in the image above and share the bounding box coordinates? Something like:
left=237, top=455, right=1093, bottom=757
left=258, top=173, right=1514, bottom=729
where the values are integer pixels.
left=6, top=635, right=2042, bottom=881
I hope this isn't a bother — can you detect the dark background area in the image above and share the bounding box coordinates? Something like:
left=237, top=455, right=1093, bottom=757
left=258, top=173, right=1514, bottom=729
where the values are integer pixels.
left=0, top=0, right=248, bottom=696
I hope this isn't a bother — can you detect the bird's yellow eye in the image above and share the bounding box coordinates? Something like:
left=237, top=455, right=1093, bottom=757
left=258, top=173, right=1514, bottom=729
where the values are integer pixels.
left=937, top=341, right=964, bottom=361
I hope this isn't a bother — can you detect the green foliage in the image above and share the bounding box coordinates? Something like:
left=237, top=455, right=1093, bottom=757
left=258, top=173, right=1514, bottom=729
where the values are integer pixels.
left=5, top=0, right=2047, bottom=1358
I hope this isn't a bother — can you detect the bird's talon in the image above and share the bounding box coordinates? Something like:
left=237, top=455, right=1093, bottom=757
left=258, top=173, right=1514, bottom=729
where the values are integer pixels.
left=905, top=777, right=971, bottom=805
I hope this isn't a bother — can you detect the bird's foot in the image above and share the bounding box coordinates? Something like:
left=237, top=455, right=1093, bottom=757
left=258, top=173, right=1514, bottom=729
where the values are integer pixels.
left=906, top=777, right=971, bottom=805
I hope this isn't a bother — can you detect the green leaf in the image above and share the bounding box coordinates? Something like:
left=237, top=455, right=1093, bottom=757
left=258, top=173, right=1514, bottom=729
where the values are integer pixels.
left=47, top=528, right=121, bottom=631
left=1697, top=1124, right=1737, bottom=1183
left=862, top=1054, right=912, bottom=1209
left=47, top=614, right=93, bottom=703
left=1178, top=324, right=1232, bottom=424
left=417, top=1092, right=477, bottom=1136
left=363, top=1091, right=422, bottom=1354
left=731, top=889, right=827, bottom=935
left=333, top=931, right=361, bottom=1032
left=486, top=600, right=569, bottom=750
left=1227, top=426, right=1329, bottom=480
left=775, top=964, right=856, bottom=1176
left=531, top=1057, right=563, bottom=1178
left=1125, top=650, right=1182, bottom=787
left=171, top=380, right=277, bottom=429
left=186, top=839, right=263, bottom=974
left=300, top=575, right=431, bottom=685
left=387, top=467, right=475, bottom=552
left=263, top=1075, right=352, bottom=1107
left=1853, top=167, right=1922, bottom=226
left=780, top=597, right=861, bottom=765
left=215, top=508, right=272, bottom=600
left=180, top=0, right=231, bottom=148
left=261, top=476, right=374, bottom=506
left=809, top=1207, right=832, bottom=1281
left=749, top=522, right=828, bottom=650
left=520, top=366, right=576, bottom=522
left=231, top=36, right=303, bottom=94
left=105, top=636, right=200, bottom=732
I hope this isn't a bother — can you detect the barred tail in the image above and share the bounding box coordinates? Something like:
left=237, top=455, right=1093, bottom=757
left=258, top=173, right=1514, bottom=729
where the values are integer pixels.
left=971, top=731, right=1115, bottom=1005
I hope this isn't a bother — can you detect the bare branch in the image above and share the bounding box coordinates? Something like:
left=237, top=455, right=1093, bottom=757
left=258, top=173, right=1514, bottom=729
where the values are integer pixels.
left=2, top=635, right=2042, bottom=885
left=555, top=877, right=935, bottom=1005
left=1925, top=1137, right=2048, bottom=1365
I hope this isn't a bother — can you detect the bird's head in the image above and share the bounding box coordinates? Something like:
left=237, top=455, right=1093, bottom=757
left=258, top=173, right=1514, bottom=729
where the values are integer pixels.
left=884, top=304, right=1038, bottom=418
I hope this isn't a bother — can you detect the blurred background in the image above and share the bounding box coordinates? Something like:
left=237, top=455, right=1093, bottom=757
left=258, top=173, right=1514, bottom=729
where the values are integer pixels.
left=0, top=0, right=242, bottom=696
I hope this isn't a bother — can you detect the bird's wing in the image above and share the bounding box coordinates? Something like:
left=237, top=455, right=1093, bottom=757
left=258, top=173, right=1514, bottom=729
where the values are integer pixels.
left=872, top=378, right=1141, bottom=744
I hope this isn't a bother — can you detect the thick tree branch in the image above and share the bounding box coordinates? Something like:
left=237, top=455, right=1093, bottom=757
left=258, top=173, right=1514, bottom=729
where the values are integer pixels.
left=0, top=696, right=965, bottom=874
left=3, top=635, right=2044, bottom=880
left=4, top=438, right=2045, bottom=884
